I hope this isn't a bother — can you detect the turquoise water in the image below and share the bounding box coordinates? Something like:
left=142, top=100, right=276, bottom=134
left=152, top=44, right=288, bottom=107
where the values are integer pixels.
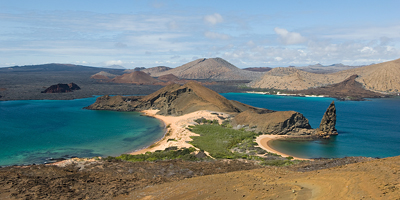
left=0, top=97, right=164, bottom=166
left=221, top=93, right=400, bottom=159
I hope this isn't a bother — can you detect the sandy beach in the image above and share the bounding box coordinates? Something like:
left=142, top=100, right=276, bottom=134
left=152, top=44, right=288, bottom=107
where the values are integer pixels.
left=130, top=110, right=230, bottom=155
left=132, top=109, right=310, bottom=161
left=256, top=134, right=312, bottom=160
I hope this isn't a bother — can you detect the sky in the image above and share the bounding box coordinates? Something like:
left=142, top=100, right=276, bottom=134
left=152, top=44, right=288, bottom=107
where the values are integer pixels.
left=1, top=0, right=400, bottom=69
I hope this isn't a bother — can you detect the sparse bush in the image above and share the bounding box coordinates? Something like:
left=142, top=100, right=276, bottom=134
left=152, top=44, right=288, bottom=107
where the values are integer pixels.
left=116, top=147, right=203, bottom=162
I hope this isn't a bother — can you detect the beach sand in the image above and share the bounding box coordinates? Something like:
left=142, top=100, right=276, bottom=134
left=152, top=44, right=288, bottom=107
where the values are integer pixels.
left=133, top=109, right=309, bottom=161
left=130, top=110, right=230, bottom=155
left=256, top=135, right=312, bottom=160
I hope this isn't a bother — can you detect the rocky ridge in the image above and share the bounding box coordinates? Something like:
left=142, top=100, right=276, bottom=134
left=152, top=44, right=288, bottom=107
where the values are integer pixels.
left=87, top=81, right=336, bottom=136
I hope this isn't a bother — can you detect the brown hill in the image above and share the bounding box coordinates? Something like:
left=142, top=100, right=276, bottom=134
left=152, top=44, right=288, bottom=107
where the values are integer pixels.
left=109, top=71, right=160, bottom=84
left=339, top=58, right=400, bottom=93
left=150, top=58, right=264, bottom=80
left=249, top=58, right=400, bottom=93
left=157, top=74, right=180, bottom=82
left=90, top=71, right=117, bottom=80
left=87, top=81, right=242, bottom=115
left=249, top=67, right=342, bottom=90
left=290, top=75, right=386, bottom=100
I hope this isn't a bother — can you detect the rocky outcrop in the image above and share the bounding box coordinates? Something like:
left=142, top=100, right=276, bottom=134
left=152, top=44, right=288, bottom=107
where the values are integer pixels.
left=315, top=101, right=338, bottom=138
left=84, top=95, right=140, bottom=111
left=232, top=109, right=313, bottom=135
left=41, top=83, right=81, bottom=93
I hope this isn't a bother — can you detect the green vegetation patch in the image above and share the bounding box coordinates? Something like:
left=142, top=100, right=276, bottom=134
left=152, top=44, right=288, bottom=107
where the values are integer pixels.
left=110, top=147, right=204, bottom=162
left=188, top=124, right=259, bottom=159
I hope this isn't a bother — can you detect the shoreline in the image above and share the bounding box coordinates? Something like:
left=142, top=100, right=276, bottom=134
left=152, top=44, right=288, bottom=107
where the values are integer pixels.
left=134, top=109, right=312, bottom=161
left=130, top=110, right=228, bottom=155
left=256, top=135, right=312, bottom=161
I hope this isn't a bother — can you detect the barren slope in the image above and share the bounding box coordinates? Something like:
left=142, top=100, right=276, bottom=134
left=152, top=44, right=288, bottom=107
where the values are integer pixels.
left=150, top=58, right=264, bottom=80
left=338, top=58, right=400, bottom=93
left=124, top=156, right=400, bottom=200
left=109, top=71, right=160, bottom=84
left=249, top=58, right=400, bottom=93
left=290, top=75, right=386, bottom=99
left=249, top=67, right=345, bottom=90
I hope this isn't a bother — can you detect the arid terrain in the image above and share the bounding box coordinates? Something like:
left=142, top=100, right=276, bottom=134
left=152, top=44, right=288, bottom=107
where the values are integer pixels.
left=1, top=156, right=398, bottom=199
left=249, top=58, right=400, bottom=94
left=124, top=156, right=399, bottom=200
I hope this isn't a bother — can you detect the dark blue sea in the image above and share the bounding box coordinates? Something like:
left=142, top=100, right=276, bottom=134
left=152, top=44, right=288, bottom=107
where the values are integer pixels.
left=0, top=97, right=164, bottom=166
left=221, top=93, right=400, bottom=159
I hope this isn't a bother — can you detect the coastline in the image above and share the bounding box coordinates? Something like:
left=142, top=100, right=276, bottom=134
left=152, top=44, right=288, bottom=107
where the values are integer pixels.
left=133, top=109, right=311, bottom=161
left=256, top=135, right=312, bottom=161
left=130, top=110, right=228, bottom=155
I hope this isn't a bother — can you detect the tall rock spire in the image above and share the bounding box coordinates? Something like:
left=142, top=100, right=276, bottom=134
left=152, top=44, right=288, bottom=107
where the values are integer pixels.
left=318, top=101, right=337, bottom=136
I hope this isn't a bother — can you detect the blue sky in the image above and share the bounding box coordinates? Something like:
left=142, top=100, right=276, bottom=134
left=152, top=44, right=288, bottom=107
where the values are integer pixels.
left=1, top=0, right=400, bottom=68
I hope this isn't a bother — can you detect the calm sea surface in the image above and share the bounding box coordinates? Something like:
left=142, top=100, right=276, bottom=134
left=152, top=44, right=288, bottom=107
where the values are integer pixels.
left=1, top=94, right=399, bottom=166
left=0, top=97, right=164, bottom=166
left=221, top=93, right=400, bottom=159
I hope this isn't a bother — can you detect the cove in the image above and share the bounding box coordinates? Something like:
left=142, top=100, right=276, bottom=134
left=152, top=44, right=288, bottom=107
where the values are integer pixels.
left=0, top=97, right=164, bottom=166
left=221, top=93, right=400, bottom=158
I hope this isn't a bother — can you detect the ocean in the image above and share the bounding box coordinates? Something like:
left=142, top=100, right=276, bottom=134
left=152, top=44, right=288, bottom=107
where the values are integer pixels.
left=221, top=93, right=400, bottom=159
left=0, top=97, right=164, bottom=166
left=1, top=94, right=399, bottom=166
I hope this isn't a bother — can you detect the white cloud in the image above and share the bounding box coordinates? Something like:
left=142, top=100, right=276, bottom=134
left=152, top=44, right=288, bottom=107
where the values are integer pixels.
left=274, top=27, right=307, bottom=45
left=204, top=13, right=224, bottom=25
left=204, top=31, right=231, bottom=40
left=104, top=60, right=123, bottom=66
